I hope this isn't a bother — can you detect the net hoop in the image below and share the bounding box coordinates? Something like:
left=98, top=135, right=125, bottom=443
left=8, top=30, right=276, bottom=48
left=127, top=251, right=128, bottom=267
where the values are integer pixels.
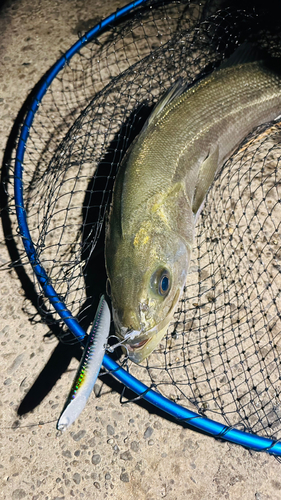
left=13, top=0, right=281, bottom=455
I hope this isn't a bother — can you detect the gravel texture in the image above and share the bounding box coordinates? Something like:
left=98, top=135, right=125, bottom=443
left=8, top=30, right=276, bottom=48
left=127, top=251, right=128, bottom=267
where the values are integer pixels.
left=1, top=1, right=281, bottom=499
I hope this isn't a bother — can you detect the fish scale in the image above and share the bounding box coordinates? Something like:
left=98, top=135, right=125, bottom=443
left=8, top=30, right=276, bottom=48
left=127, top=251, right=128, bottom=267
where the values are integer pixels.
left=105, top=47, right=281, bottom=363
left=120, top=65, right=281, bottom=229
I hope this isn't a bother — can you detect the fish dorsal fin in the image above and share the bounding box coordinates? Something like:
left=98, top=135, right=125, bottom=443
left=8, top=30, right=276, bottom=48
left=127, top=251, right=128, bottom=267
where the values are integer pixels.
left=218, top=43, right=281, bottom=77
left=144, top=79, right=189, bottom=130
left=219, top=42, right=260, bottom=70
left=148, top=44, right=258, bottom=128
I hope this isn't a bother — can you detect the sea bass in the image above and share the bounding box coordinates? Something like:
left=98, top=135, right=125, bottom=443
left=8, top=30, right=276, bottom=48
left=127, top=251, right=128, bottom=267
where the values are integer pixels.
left=105, top=46, right=281, bottom=363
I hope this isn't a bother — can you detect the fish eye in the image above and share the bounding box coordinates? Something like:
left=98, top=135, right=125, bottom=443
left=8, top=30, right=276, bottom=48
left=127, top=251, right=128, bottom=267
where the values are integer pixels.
left=151, top=268, right=171, bottom=298
left=159, top=274, right=169, bottom=295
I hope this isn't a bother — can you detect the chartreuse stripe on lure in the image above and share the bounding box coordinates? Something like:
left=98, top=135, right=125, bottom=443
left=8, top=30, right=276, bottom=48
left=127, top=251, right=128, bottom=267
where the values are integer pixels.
left=57, top=296, right=111, bottom=431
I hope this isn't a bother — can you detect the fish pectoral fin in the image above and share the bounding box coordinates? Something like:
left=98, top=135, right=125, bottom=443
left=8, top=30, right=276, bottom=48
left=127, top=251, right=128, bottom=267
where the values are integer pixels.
left=192, top=145, right=219, bottom=215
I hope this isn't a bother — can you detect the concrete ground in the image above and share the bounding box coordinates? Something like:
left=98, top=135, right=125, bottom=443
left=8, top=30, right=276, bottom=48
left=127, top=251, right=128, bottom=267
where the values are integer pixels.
left=0, top=0, right=281, bottom=499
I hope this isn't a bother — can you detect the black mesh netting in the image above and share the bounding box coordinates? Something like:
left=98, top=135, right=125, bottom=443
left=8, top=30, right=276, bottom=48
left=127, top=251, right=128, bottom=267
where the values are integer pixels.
left=2, top=0, right=281, bottom=440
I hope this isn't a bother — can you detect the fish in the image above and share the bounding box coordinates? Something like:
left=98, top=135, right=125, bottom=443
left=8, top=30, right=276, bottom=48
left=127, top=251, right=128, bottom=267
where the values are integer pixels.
left=57, top=295, right=110, bottom=431
left=105, top=44, right=281, bottom=363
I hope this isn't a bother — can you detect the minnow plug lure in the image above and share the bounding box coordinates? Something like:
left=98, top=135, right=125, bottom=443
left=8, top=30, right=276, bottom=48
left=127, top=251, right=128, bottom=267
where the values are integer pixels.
left=57, top=295, right=111, bottom=431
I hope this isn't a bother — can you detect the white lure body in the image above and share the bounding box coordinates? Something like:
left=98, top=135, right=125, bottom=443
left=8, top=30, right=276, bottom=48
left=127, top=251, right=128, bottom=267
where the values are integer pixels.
left=57, top=296, right=111, bottom=431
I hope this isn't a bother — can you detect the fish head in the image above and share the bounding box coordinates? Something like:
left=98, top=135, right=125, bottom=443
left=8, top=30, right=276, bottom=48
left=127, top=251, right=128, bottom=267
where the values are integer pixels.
left=106, top=227, right=190, bottom=363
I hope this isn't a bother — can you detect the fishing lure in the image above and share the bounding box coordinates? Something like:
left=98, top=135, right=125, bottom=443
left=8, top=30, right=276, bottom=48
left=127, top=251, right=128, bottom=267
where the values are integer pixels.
left=57, top=295, right=111, bottom=431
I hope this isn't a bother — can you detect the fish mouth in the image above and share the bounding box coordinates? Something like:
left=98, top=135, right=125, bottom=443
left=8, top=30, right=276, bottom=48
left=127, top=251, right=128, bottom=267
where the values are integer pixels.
left=114, top=323, right=161, bottom=361
left=122, top=329, right=152, bottom=351
left=114, top=288, right=181, bottom=363
left=127, top=338, right=149, bottom=350
left=123, top=324, right=167, bottom=363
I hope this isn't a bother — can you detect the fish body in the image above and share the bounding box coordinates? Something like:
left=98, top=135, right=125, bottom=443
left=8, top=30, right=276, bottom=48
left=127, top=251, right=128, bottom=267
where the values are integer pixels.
left=105, top=47, right=281, bottom=363
left=57, top=296, right=110, bottom=431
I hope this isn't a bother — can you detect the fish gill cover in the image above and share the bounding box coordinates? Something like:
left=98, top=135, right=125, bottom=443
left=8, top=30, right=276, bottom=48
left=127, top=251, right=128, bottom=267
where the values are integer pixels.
left=2, top=0, right=281, bottom=444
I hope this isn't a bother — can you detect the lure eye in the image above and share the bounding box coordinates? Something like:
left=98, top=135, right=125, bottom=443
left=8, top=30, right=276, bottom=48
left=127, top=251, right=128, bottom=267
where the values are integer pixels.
left=151, top=268, right=171, bottom=298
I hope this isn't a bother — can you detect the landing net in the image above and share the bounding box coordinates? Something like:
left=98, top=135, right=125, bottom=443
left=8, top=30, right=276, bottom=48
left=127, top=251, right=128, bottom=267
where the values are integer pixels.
left=2, top=0, right=281, bottom=454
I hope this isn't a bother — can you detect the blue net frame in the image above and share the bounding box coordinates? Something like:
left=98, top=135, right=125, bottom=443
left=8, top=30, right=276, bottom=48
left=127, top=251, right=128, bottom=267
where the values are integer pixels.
left=13, top=0, right=281, bottom=455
